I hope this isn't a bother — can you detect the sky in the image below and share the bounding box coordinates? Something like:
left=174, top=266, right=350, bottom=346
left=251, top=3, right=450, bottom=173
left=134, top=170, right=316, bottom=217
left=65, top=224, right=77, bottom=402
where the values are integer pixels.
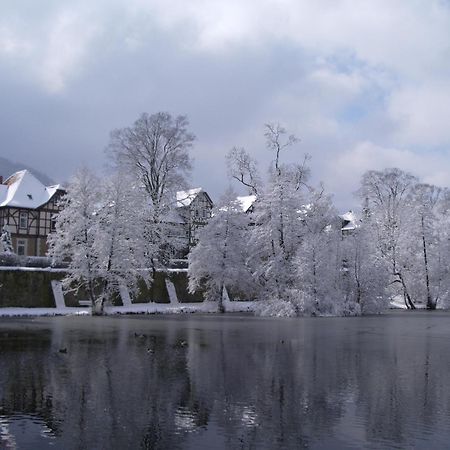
left=1, top=0, right=450, bottom=210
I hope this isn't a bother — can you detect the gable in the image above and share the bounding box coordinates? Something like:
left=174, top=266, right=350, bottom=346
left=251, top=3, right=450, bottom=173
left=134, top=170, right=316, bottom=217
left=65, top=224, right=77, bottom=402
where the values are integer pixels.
left=0, top=170, right=63, bottom=209
left=191, top=191, right=213, bottom=209
left=176, top=188, right=202, bottom=207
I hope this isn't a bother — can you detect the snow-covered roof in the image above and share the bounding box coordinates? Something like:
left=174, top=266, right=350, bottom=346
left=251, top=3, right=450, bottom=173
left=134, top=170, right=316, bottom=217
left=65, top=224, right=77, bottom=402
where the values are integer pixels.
left=235, top=195, right=257, bottom=213
left=176, top=188, right=202, bottom=207
left=0, top=170, right=62, bottom=209
left=339, top=210, right=359, bottom=231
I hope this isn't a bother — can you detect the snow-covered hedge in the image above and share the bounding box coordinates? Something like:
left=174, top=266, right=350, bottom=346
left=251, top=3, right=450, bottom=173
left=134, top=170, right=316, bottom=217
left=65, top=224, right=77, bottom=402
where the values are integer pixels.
left=0, top=255, right=67, bottom=268
left=0, top=253, right=20, bottom=267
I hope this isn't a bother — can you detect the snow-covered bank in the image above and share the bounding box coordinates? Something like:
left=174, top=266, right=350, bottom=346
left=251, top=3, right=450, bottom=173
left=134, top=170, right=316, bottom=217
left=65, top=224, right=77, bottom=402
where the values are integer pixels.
left=0, top=307, right=90, bottom=317
left=389, top=296, right=431, bottom=310
left=0, top=300, right=258, bottom=317
left=0, top=266, right=67, bottom=272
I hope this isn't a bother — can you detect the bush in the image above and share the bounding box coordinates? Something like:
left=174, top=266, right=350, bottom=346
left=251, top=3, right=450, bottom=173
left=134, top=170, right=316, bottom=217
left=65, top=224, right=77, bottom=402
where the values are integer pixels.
left=0, top=253, right=20, bottom=266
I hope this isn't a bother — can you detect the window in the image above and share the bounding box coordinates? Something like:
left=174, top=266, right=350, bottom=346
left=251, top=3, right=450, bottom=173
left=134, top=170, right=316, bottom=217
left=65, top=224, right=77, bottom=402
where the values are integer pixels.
left=19, top=211, right=28, bottom=229
left=17, top=239, right=26, bottom=256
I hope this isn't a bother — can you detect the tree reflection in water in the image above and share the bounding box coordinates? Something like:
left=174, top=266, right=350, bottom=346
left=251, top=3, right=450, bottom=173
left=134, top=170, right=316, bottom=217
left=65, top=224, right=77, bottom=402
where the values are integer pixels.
left=0, top=313, right=450, bottom=449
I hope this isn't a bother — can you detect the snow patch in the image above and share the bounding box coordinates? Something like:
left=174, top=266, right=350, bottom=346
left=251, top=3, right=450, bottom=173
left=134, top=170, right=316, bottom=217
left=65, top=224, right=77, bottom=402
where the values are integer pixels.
left=51, top=280, right=67, bottom=309
left=165, top=279, right=179, bottom=304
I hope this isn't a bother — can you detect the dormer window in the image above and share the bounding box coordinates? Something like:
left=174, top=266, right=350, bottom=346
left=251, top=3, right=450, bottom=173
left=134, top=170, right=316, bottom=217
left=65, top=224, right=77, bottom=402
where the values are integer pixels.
left=19, top=211, right=28, bottom=229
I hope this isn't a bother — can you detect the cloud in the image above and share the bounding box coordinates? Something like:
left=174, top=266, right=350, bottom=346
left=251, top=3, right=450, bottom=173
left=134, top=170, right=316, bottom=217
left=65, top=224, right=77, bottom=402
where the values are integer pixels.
left=388, top=82, right=450, bottom=148
left=0, top=5, right=101, bottom=93
left=1, top=0, right=450, bottom=208
left=134, top=0, right=450, bottom=78
left=0, top=25, right=29, bottom=55
left=327, top=141, right=450, bottom=207
left=38, top=9, right=100, bottom=93
left=2, top=1, right=450, bottom=94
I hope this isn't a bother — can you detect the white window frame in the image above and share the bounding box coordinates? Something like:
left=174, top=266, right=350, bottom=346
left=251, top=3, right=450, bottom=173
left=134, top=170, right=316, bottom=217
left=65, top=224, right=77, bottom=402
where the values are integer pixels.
left=17, top=239, right=27, bottom=256
left=19, top=211, right=28, bottom=229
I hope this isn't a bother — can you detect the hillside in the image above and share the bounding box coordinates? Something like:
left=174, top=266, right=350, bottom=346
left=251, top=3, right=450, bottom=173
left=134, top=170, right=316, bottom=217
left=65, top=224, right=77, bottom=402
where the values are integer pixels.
left=0, top=157, right=55, bottom=185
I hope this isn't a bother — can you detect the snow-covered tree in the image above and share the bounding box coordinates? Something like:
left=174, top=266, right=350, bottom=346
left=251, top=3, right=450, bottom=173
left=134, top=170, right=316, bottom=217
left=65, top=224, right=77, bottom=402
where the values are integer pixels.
left=340, top=220, right=389, bottom=314
left=222, top=123, right=361, bottom=317
left=0, top=225, right=14, bottom=253
left=358, top=169, right=450, bottom=310
left=48, top=168, right=149, bottom=314
left=226, top=124, right=319, bottom=316
left=107, top=111, right=195, bottom=269
left=294, top=192, right=346, bottom=315
left=91, top=171, right=151, bottom=310
left=248, top=164, right=311, bottom=314
left=433, top=188, right=450, bottom=308
left=48, top=167, right=101, bottom=310
left=401, top=183, right=450, bottom=310
left=108, top=112, right=194, bottom=210
left=359, top=168, right=418, bottom=309
left=188, top=191, right=255, bottom=311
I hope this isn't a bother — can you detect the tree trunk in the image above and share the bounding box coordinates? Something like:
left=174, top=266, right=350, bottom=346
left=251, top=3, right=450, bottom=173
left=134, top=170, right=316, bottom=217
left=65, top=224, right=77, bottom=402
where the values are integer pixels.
left=421, top=216, right=435, bottom=310
left=312, top=248, right=318, bottom=308
left=354, top=259, right=361, bottom=305
left=397, top=272, right=416, bottom=309
left=92, top=297, right=105, bottom=315
left=218, top=284, right=225, bottom=313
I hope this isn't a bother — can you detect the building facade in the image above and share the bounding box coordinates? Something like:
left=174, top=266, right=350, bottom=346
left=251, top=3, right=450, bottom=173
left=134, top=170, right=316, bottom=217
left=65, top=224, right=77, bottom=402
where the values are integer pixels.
left=0, top=170, right=65, bottom=256
left=176, top=188, right=214, bottom=248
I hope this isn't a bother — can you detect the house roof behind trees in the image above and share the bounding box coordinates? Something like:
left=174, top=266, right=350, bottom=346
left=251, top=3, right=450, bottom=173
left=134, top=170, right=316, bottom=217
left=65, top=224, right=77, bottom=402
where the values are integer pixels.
left=0, top=170, right=63, bottom=209
left=235, top=195, right=257, bottom=213
left=176, top=188, right=204, bottom=207
left=339, top=210, right=359, bottom=231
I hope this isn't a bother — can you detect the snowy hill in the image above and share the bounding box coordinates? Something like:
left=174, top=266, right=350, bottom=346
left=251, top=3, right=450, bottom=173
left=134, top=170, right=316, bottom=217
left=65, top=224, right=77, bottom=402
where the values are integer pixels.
left=0, top=157, right=54, bottom=186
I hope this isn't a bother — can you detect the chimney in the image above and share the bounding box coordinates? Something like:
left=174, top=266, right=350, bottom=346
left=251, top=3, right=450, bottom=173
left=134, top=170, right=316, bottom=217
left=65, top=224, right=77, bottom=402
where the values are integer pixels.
left=0, top=176, right=3, bottom=184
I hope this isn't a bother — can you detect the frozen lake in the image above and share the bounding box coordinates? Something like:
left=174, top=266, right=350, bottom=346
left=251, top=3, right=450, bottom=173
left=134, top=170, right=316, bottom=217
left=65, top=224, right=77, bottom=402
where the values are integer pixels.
left=1, top=311, right=450, bottom=449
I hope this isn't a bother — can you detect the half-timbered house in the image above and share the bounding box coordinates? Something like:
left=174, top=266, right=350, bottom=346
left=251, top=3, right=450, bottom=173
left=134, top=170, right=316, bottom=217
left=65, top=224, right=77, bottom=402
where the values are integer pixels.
left=0, top=170, right=65, bottom=256
left=176, top=188, right=214, bottom=247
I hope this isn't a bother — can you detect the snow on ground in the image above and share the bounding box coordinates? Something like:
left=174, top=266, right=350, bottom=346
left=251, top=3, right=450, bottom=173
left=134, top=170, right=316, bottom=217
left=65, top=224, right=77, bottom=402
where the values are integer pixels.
left=0, top=300, right=258, bottom=317
left=0, top=307, right=90, bottom=317
left=389, top=296, right=427, bottom=309
left=390, top=297, right=407, bottom=309
left=0, top=266, right=67, bottom=272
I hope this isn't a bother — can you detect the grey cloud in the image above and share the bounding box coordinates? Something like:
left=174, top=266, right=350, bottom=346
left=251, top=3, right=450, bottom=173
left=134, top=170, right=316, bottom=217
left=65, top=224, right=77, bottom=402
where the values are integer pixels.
left=1, top=0, right=450, bottom=209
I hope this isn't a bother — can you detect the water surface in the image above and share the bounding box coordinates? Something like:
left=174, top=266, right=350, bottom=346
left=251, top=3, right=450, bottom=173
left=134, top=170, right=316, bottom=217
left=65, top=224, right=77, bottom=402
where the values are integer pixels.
left=0, top=311, right=450, bottom=449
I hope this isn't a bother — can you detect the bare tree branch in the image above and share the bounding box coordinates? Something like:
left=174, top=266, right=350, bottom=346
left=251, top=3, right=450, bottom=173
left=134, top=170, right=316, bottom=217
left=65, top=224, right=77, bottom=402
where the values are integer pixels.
left=226, top=147, right=260, bottom=195
left=107, top=112, right=195, bottom=217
